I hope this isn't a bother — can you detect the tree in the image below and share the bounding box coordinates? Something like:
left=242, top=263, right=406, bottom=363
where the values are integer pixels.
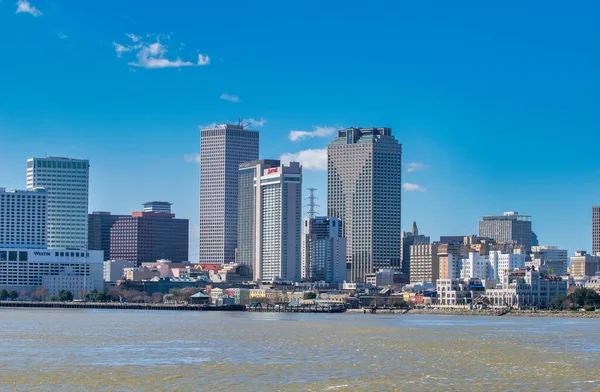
left=550, top=295, right=568, bottom=310
left=18, top=289, right=28, bottom=300
left=55, top=290, right=73, bottom=301
left=570, top=288, right=600, bottom=309
left=0, top=289, right=9, bottom=300
left=303, top=292, right=317, bottom=300
left=8, top=290, right=18, bottom=300
left=31, top=286, right=48, bottom=301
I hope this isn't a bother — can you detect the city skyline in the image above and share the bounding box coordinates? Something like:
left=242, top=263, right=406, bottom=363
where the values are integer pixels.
left=1, top=1, right=599, bottom=260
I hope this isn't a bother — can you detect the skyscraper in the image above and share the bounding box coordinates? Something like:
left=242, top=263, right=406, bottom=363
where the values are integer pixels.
left=27, top=157, right=89, bottom=249
left=593, top=206, right=600, bottom=255
left=478, top=211, right=533, bottom=252
left=88, top=212, right=127, bottom=260
left=401, top=221, right=430, bottom=280
left=327, top=127, right=402, bottom=282
left=301, top=216, right=347, bottom=283
left=199, top=124, right=259, bottom=264
left=238, top=161, right=302, bottom=282
left=0, top=187, right=47, bottom=249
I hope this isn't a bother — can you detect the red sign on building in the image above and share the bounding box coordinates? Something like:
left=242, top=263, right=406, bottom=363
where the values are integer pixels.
left=267, top=168, right=278, bottom=174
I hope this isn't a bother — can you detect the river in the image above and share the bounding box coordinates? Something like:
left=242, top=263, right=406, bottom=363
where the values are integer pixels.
left=0, top=309, right=598, bottom=391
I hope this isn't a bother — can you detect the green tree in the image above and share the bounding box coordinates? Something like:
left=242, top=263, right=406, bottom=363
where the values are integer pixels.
left=8, top=290, right=18, bottom=300
left=303, top=292, right=317, bottom=300
left=569, top=288, right=600, bottom=309
left=550, top=295, right=568, bottom=310
left=57, top=290, right=73, bottom=301
left=0, top=289, right=8, bottom=300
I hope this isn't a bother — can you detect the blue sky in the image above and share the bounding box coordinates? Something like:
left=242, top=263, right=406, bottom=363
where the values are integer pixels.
left=0, top=1, right=599, bottom=261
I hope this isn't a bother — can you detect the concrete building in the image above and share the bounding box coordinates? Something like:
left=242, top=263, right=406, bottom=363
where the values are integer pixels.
left=593, top=206, right=600, bottom=255
left=460, top=252, right=491, bottom=280
left=401, top=221, right=430, bottom=280
left=364, top=269, right=405, bottom=287
left=528, top=246, right=568, bottom=276
left=437, top=278, right=485, bottom=306
left=569, top=251, right=600, bottom=277
left=109, top=205, right=189, bottom=265
left=478, top=211, right=533, bottom=252
left=489, top=251, right=526, bottom=281
left=103, top=259, right=135, bottom=282
left=199, top=123, right=259, bottom=264
left=27, top=157, right=89, bottom=249
left=486, top=267, right=567, bottom=309
left=301, top=216, right=347, bottom=284
left=143, top=201, right=172, bottom=214
left=437, top=242, right=464, bottom=280
left=327, top=127, right=402, bottom=282
left=409, top=243, right=440, bottom=284
left=0, top=187, right=47, bottom=249
left=237, top=159, right=281, bottom=270
left=88, top=212, right=126, bottom=260
left=0, top=248, right=103, bottom=297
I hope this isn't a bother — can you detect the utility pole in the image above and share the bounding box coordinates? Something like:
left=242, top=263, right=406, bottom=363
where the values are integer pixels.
left=305, top=188, right=320, bottom=218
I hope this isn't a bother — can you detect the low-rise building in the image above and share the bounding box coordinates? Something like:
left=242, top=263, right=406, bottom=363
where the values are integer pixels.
left=569, top=251, right=600, bottom=278
left=103, top=259, right=135, bottom=282
left=529, top=246, right=568, bottom=276
left=436, top=278, right=485, bottom=306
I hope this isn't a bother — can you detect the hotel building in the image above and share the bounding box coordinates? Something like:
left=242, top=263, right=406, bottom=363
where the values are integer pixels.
left=0, top=187, right=47, bottom=249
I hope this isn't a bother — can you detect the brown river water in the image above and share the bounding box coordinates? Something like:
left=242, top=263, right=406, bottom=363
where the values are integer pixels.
left=0, top=308, right=598, bottom=391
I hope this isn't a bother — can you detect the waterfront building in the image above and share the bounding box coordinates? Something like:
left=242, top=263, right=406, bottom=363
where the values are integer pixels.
left=237, top=159, right=281, bottom=271
left=88, top=212, right=127, bottom=260
left=301, top=216, right=347, bottom=284
left=103, top=259, right=135, bottom=282
left=0, top=187, right=47, bottom=249
left=364, top=269, right=405, bottom=287
left=327, top=127, right=402, bottom=282
left=436, top=278, right=485, bottom=306
left=199, top=124, right=259, bottom=264
left=478, top=211, right=533, bottom=252
left=486, top=267, right=567, bottom=309
left=0, top=248, right=103, bottom=297
left=401, top=221, right=430, bottom=280
left=109, top=204, right=189, bottom=265
left=593, top=206, right=600, bottom=255
left=528, top=246, right=568, bottom=276
left=488, top=251, right=526, bottom=281
left=569, top=251, right=600, bottom=277
left=409, top=243, right=440, bottom=284
left=27, top=157, right=89, bottom=249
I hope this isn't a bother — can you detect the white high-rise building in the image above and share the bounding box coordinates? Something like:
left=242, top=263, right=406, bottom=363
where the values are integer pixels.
left=489, top=251, right=526, bottom=281
left=529, top=246, right=568, bottom=276
left=0, top=187, right=48, bottom=249
left=199, top=124, right=259, bottom=264
left=460, top=252, right=490, bottom=280
left=301, top=216, right=347, bottom=283
left=27, top=157, right=89, bottom=250
left=238, top=161, right=302, bottom=282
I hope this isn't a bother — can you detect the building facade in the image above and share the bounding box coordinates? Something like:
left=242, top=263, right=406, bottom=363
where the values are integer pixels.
left=26, top=157, right=89, bottom=250
left=103, top=259, right=135, bottom=282
left=199, top=124, right=259, bottom=264
left=327, top=127, right=402, bottom=282
left=593, top=206, right=600, bottom=255
left=401, top=221, right=430, bottom=280
left=437, top=278, right=485, bottom=306
left=460, top=252, right=491, bottom=280
left=300, top=216, right=347, bottom=283
left=143, top=201, right=172, bottom=213
left=109, top=206, right=189, bottom=265
left=409, top=243, right=440, bottom=284
left=489, top=251, right=526, bottom=281
left=0, top=248, right=103, bottom=296
left=0, top=187, right=47, bottom=249
left=478, top=211, right=533, bottom=252
left=88, top=212, right=126, bottom=260
left=528, top=245, right=568, bottom=276
left=569, top=251, right=600, bottom=277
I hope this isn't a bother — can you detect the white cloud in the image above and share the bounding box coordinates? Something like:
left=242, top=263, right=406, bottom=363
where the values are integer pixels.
left=184, top=153, right=201, bottom=163
left=244, top=118, right=266, bottom=127
left=16, top=0, right=42, bottom=16
left=113, top=33, right=210, bottom=69
left=198, top=123, right=218, bottom=130
left=220, top=93, right=239, bottom=103
left=280, top=149, right=327, bottom=171
left=403, top=183, right=426, bottom=192
left=57, top=33, right=68, bottom=39
left=407, top=162, right=430, bottom=173
left=289, top=126, right=339, bottom=142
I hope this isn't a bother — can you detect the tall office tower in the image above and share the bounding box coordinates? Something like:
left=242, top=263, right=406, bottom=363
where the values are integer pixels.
left=238, top=161, right=302, bottom=281
left=143, top=201, right=172, bottom=214
left=88, top=212, right=126, bottom=260
left=237, top=159, right=281, bottom=271
left=109, top=203, right=189, bottom=265
left=409, top=242, right=440, bottom=284
left=478, top=211, right=533, bottom=252
left=26, top=157, right=89, bottom=249
left=401, top=221, right=430, bottom=280
left=529, top=245, right=568, bottom=276
left=199, top=124, right=259, bottom=264
left=0, top=187, right=47, bottom=249
left=327, top=127, right=402, bottom=282
left=593, top=206, right=600, bottom=255
left=301, top=216, right=347, bottom=283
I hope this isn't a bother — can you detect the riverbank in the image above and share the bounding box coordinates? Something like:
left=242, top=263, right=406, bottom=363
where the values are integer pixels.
left=0, top=300, right=245, bottom=311
left=346, top=308, right=600, bottom=318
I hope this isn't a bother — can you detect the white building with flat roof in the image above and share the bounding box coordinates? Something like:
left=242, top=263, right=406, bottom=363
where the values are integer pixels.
left=0, top=248, right=103, bottom=296
left=489, top=251, right=526, bottom=281
left=0, top=187, right=47, bottom=249
left=27, top=157, right=89, bottom=249
left=301, top=216, right=346, bottom=284
left=103, top=259, right=136, bottom=282
left=529, top=246, right=568, bottom=276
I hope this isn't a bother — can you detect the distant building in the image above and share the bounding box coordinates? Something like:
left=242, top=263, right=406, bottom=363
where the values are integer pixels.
left=528, top=246, right=568, bottom=276
left=365, top=269, right=406, bottom=287
left=88, top=212, right=126, bottom=260
left=103, top=259, right=135, bottom=282
left=143, top=201, right=172, bottom=214
left=437, top=278, right=485, bottom=306
left=199, top=123, right=259, bottom=264
left=109, top=204, right=189, bottom=265
left=593, top=206, right=600, bottom=255
left=0, top=187, right=47, bottom=249
left=437, top=242, right=463, bottom=280
left=327, top=127, right=402, bottom=282
left=0, top=248, right=103, bottom=297
left=569, top=251, right=600, bottom=277
left=410, top=243, right=440, bottom=284
left=301, top=216, right=347, bottom=284
left=401, top=221, right=430, bottom=280
left=478, top=211, right=533, bottom=252
left=27, top=157, right=89, bottom=249
left=488, top=251, right=526, bottom=281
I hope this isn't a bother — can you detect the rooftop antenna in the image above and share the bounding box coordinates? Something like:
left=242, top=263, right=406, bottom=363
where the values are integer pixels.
left=305, top=188, right=320, bottom=218
left=238, top=118, right=252, bottom=129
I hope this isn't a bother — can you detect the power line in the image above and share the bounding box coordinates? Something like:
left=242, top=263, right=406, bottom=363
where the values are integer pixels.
left=305, top=188, right=320, bottom=218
